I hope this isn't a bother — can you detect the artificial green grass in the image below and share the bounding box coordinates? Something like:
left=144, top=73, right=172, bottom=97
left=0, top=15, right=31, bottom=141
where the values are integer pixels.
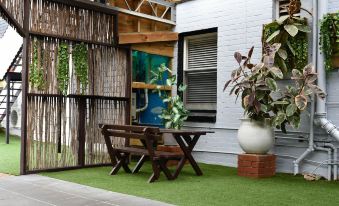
left=43, top=162, right=339, bottom=206
left=2, top=132, right=339, bottom=205
left=0, top=132, right=20, bottom=175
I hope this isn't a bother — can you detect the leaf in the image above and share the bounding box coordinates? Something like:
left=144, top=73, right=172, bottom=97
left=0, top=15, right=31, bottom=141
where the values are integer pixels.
left=292, top=69, right=303, bottom=79
left=178, top=84, right=187, bottom=92
left=266, top=30, right=280, bottom=42
left=286, top=41, right=295, bottom=56
left=166, top=79, right=172, bottom=86
left=284, top=24, right=299, bottom=37
left=273, top=101, right=290, bottom=105
left=252, top=63, right=265, bottom=72
left=274, top=112, right=287, bottom=127
left=277, top=15, right=289, bottom=25
left=286, top=104, right=297, bottom=117
left=269, top=67, right=284, bottom=79
left=266, top=78, right=278, bottom=91
left=248, top=46, right=254, bottom=59
left=248, top=93, right=255, bottom=106
left=224, top=80, right=232, bottom=91
left=254, top=100, right=261, bottom=113
left=165, top=121, right=172, bottom=129
left=260, top=104, right=268, bottom=113
left=234, top=52, right=242, bottom=64
left=290, top=115, right=301, bottom=129
left=243, top=95, right=250, bottom=108
left=295, top=95, right=308, bottom=111
left=303, top=64, right=314, bottom=76
left=308, top=85, right=326, bottom=99
left=277, top=49, right=288, bottom=60
left=296, top=24, right=311, bottom=33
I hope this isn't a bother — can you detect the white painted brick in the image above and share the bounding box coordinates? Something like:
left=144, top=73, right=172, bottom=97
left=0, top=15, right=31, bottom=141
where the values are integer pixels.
left=173, top=0, right=339, bottom=178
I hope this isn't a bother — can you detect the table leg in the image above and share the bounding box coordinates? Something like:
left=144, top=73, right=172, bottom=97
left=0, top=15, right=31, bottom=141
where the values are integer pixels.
left=174, top=134, right=203, bottom=176
left=132, top=155, right=147, bottom=173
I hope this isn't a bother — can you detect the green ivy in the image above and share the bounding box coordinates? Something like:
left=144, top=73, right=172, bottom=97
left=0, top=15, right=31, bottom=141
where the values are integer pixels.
left=320, top=12, right=339, bottom=71
left=29, top=38, right=45, bottom=90
left=57, top=42, right=69, bottom=95
left=72, top=43, right=88, bottom=94
left=263, top=18, right=309, bottom=72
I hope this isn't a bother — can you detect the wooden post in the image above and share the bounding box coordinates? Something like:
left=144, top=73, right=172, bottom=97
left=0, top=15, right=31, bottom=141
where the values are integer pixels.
left=77, top=98, right=86, bottom=166
left=20, top=0, right=30, bottom=175
left=5, top=74, right=10, bottom=144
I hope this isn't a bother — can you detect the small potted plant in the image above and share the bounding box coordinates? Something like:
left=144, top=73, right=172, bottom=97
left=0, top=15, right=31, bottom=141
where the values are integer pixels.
left=150, top=64, right=189, bottom=145
left=224, top=44, right=325, bottom=154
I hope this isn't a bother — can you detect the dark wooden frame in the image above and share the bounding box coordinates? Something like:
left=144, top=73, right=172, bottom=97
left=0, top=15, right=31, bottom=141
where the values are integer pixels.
left=0, top=0, right=130, bottom=175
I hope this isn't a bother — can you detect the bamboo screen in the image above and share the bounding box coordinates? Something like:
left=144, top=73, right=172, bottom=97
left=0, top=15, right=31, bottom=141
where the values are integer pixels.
left=26, top=36, right=129, bottom=171
left=27, top=96, right=79, bottom=170
left=28, top=37, right=128, bottom=97
left=0, top=0, right=23, bottom=27
left=30, top=0, right=116, bottom=45
left=85, top=99, right=127, bottom=165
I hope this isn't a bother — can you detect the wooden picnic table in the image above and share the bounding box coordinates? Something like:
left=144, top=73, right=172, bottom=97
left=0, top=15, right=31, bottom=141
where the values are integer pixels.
left=100, top=124, right=213, bottom=183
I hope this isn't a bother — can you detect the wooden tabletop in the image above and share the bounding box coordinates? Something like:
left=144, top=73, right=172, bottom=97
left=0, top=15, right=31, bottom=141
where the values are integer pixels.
left=159, top=129, right=214, bottom=135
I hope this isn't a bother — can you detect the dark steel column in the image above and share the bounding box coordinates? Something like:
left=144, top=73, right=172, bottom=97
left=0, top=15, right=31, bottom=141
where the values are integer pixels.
left=5, top=74, right=10, bottom=144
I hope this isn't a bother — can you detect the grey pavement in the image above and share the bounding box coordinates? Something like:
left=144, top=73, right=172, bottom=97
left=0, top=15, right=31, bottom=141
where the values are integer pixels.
left=0, top=175, right=174, bottom=206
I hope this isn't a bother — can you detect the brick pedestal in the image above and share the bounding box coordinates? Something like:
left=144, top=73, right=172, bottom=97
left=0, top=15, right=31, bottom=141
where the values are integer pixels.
left=237, top=154, right=276, bottom=178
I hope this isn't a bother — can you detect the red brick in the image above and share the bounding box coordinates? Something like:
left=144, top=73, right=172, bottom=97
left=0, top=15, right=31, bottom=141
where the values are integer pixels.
left=238, top=160, right=252, bottom=167
left=237, top=154, right=276, bottom=178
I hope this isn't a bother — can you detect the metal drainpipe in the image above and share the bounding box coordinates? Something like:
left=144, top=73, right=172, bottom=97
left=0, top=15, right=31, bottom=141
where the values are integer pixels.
left=313, top=0, right=339, bottom=179
left=293, top=0, right=319, bottom=175
left=324, top=143, right=338, bottom=180
left=314, top=145, right=332, bottom=180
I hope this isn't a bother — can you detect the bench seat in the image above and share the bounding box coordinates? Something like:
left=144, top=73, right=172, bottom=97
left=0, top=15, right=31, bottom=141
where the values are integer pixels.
left=115, top=147, right=183, bottom=159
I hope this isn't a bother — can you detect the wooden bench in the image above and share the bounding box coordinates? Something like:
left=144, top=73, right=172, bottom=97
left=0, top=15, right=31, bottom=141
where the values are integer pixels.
left=100, top=124, right=184, bottom=183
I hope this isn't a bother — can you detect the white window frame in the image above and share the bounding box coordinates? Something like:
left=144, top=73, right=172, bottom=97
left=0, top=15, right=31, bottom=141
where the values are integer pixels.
left=183, top=32, right=217, bottom=111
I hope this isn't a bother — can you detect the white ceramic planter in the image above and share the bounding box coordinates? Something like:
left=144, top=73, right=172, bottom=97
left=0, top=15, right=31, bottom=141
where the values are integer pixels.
left=237, top=118, right=274, bottom=154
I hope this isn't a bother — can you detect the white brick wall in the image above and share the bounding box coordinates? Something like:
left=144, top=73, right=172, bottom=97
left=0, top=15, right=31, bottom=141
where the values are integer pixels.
left=174, top=0, right=337, bottom=177
left=174, top=0, right=273, bottom=129
left=329, top=0, right=339, bottom=12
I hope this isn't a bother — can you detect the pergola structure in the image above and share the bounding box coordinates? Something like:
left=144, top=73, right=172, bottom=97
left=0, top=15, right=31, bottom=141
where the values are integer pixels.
left=0, top=0, right=178, bottom=175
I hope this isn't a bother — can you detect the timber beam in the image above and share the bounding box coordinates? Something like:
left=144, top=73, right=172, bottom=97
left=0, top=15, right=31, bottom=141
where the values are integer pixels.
left=119, top=32, right=178, bottom=44
left=0, top=2, right=25, bottom=37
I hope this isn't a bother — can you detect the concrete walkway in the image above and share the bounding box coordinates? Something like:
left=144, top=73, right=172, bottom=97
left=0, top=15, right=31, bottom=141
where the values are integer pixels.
left=0, top=174, right=174, bottom=206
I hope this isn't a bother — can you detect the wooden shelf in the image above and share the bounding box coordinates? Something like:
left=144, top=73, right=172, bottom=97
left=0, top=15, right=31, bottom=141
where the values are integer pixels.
left=132, top=82, right=172, bottom=91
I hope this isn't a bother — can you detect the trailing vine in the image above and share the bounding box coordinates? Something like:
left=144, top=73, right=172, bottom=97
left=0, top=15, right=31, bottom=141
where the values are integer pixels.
left=263, top=17, right=309, bottom=73
left=72, top=43, right=88, bottom=94
left=320, top=12, right=339, bottom=71
left=57, top=42, right=70, bottom=95
left=29, top=38, right=45, bottom=90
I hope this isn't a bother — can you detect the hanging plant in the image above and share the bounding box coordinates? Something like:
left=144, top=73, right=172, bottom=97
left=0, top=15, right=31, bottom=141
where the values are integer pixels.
left=72, top=43, right=88, bottom=94
left=263, top=16, right=310, bottom=73
left=262, top=1, right=310, bottom=74
left=320, top=12, right=339, bottom=71
left=57, top=42, right=69, bottom=95
left=29, top=38, right=45, bottom=90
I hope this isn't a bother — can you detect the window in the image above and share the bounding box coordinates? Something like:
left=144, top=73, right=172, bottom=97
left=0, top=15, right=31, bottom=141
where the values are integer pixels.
left=276, top=0, right=300, bottom=18
left=183, top=32, right=217, bottom=111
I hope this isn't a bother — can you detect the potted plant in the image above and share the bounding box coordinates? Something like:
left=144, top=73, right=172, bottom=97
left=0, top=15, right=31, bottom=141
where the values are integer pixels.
left=150, top=64, right=189, bottom=145
left=320, top=12, right=339, bottom=70
left=224, top=44, right=325, bottom=154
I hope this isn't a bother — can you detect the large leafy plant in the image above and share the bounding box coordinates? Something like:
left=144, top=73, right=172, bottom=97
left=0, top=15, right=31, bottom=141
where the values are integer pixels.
left=57, top=42, right=69, bottom=95
left=263, top=0, right=310, bottom=73
left=224, top=45, right=325, bottom=133
left=150, top=64, right=189, bottom=129
left=320, top=12, right=339, bottom=71
left=29, top=38, right=45, bottom=90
